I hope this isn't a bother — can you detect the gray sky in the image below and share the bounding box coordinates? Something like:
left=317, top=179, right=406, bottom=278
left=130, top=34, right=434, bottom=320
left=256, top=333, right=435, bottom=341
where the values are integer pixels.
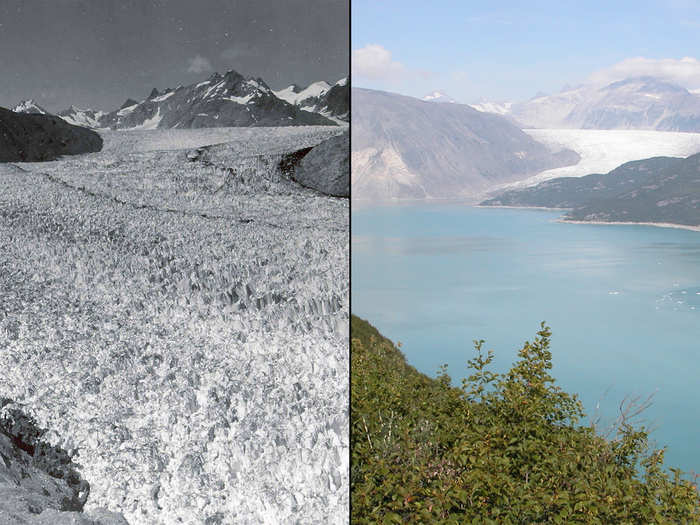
left=0, top=0, right=348, bottom=112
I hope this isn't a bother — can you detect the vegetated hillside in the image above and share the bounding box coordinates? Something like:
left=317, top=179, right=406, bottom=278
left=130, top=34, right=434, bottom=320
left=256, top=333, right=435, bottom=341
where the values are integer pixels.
left=351, top=315, right=700, bottom=523
left=351, top=88, right=579, bottom=200
left=509, top=76, right=700, bottom=131
left=0, top=107, right=103, bottom=161
left=482, top=153, right=700, bottom=226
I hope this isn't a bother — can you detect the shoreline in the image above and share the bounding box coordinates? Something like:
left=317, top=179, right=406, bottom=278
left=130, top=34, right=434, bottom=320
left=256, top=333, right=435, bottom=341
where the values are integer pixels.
left=558, top=219, right=700, bottom=232
left=474, top=204, right=572, bottom=211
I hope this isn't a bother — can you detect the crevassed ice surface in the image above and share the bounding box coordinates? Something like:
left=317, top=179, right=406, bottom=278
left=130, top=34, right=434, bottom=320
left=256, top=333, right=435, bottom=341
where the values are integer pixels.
left=0, top=126, right=348, bottom=524
left=498, top=129, right=700, bottom=190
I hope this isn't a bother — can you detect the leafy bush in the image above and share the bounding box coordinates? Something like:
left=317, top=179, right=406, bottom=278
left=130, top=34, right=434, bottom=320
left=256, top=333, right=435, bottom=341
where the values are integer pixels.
left=351, top=315, right=700, bottom=523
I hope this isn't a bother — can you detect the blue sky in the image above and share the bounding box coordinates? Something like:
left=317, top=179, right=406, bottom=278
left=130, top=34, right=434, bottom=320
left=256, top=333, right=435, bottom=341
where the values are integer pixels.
left=352, top=0, right=700, bottom=103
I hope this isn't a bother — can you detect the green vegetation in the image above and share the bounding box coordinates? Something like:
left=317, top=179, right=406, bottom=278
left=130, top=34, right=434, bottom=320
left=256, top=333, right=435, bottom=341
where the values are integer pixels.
left=351, top=315, right=700, bottom=523
left=480, top=153, right=700, bottom=227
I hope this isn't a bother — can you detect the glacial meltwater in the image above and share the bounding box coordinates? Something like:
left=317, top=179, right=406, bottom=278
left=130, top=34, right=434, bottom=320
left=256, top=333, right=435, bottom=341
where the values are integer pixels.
left=352, top=203, right=700, bottom=476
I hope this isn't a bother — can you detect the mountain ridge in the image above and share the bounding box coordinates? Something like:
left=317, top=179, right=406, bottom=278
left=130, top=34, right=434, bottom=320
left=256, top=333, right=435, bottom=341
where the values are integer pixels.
left=352, top=87, right=579, bottom=200
left=481, top=152, right=700, bottom=227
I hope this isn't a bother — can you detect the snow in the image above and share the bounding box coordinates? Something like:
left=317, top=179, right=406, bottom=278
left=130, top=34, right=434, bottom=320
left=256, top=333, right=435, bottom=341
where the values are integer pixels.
left=151, top=91, right=175, bottom=102
left=497, top=128, right=700, bottom=189
left=469, top=100, right=513, bottom=115
left=202, top=81, right=225, bottom=99
left=12, top=99, right=48, bottom=114
left=0, top=126, right=348, bottom=524
left=274, top=81, right=330, bottom=105
left=245, top=79, right=271, bottom=93
left=130, top=108, right=162, bottom=130
left=335, top=77, right=347, bottom=86
left=59, top=107, right=105, bottom=128
left=117, top=103, right=138, bottom=116
left=423, top=91, right=455, bottom=102
left=223, top=94, right=255, bottom=105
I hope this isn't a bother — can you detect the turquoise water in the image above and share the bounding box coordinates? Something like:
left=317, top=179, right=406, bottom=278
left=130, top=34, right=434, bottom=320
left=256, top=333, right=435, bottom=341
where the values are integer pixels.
left=352, top=203, right=700, bottom=476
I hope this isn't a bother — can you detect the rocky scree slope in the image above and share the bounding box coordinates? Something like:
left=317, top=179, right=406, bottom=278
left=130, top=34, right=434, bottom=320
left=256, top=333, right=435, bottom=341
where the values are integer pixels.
left=0, top=107, right=103, bottom=162
left=481, top=152, right=700, bottom=226
left=352, top=88, right=579, bottom=200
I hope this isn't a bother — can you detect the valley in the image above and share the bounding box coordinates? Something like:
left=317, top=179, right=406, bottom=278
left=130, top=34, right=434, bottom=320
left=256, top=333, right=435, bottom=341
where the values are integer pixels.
left=0, top=126, right=349, bottom=524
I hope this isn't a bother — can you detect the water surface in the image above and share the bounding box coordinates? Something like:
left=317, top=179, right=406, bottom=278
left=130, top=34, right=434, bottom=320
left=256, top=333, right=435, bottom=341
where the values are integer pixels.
left=352, top=203, right=700, bottom=475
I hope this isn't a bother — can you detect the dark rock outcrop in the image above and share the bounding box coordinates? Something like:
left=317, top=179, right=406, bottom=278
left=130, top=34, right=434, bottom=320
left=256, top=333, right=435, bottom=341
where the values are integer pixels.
left=0, top=399, right=128, bottom=524
left=0, top=107, right=103, bottom=162
left=291, top=131, right=349, bottom=197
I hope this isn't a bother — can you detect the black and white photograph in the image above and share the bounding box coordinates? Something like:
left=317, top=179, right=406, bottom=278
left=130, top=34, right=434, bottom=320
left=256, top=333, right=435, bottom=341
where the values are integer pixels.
left=0, top=1, right=349, bottom=523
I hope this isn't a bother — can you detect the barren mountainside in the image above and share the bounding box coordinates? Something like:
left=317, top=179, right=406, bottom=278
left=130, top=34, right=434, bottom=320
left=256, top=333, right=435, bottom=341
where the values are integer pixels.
left=352, top=88, right=579, bottom=200
left=0, top=107, right=103, bottom=162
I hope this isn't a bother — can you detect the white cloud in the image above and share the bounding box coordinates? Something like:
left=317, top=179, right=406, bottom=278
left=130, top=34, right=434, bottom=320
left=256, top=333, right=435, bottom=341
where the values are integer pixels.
left=186, top=55, right=213, bottom=74
left=352, top=44, right=406, bottom=80
left=588, top=57, right=700, bottom=89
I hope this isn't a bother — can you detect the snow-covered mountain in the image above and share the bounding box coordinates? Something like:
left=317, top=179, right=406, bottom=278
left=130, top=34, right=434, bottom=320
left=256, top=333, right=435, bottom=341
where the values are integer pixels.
left=275, top=81, right=331, bottom=106
left=274, top=77, right=348, bottom=122
left=97, top=70, right=337, bottom=129
left=469, top=100, right=513, bottom=115
left=11, top=99, right=49, bottom=115
left=509, top=76, right=700, bottom=131
left=57, top=106, right=106, bottom=128
left=422, top=91, right=458, bottom=103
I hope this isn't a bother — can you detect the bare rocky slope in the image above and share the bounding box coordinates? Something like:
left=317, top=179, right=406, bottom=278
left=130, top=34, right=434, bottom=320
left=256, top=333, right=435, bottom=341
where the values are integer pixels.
left=0, top=399, right=128, bottom=524
left=291, top=130, right=349, bottom=197
left=352, top=88, right=579, bottom=200
left=0, top=107, right=103, bottom=162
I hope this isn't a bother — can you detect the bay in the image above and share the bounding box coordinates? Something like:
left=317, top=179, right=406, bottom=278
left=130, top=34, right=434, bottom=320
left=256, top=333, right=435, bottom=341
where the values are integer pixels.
left=352, top=203, right=700, bottom=475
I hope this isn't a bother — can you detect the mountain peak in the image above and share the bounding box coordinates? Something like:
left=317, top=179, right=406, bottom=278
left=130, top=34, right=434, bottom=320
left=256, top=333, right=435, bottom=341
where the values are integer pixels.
left=12, top=99, right=49, bottom=115
left=148, top=88, right=160, bottom=99
left=422, top=91, right=457, bottom=103
left=120, top=98, right=138, bottom=110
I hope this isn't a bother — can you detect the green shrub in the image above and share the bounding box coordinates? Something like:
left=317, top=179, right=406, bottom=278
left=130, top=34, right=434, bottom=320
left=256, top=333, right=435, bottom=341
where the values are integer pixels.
left=351, top=315, right=700, bottom=524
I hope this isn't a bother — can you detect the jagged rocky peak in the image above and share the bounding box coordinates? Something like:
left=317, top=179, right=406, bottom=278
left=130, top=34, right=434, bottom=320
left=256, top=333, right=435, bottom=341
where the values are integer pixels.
left=149, top=87, right=160, bottom=99
left=12, top=99, right=49, bottom=114
left=120, top=98, right=139, bottom=109
left=222, top=69, right=245, bottom=86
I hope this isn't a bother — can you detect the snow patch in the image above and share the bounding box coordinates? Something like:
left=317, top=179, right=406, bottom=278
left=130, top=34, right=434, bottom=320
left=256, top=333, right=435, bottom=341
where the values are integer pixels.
left=151, top=91, right=175, bottom=102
